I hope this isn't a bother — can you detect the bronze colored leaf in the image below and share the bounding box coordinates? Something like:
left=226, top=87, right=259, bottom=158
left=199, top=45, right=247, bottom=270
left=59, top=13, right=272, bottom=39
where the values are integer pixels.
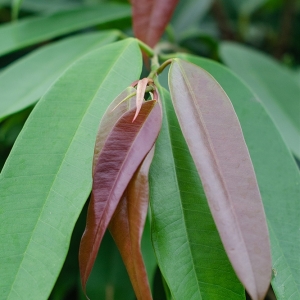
left=92, top=87, right=136, bottom=173
left=168, top=58, right=271, bottom=300
left=109, top=147, right=155, bottom=300
left=79, top=100, right=162, bottom=296
left=132, top=0, right=179, bottom=48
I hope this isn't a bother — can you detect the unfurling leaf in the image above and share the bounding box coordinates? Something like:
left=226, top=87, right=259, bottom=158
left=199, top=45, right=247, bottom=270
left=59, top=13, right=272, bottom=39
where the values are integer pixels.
left=79, top=100, right=162, bottom=296
left=109, top=147, right=155, bottom=300
left=133, top=78, right=151, bottom=122
left=132, top=0, right=179, bottom=48
left=168, top=58, right=271, bottom=300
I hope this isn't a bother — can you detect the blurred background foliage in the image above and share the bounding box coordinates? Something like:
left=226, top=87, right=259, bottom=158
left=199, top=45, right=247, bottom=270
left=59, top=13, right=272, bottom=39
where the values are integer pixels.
left=0, top=0, right=298, bottom=299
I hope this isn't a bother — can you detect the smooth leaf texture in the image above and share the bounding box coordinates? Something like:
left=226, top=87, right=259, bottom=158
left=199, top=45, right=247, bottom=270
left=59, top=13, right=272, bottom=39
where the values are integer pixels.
left=109, top=148, right=155, bottom=300
left=0, top=3, right=130, bottom=57
left=78, top=231, right=135, bottom=300
left=175, top=53, right=300, bottom=300
left=79, top=100, right=162, bottom=295
left=150, top=88, right=245, bottom=299
left=220, top=42, right=300, bottom=159
left=12, top=0, right=24, bottom=20
left=168, top=58, right=271, bottom=300
left=0, top=38, right=142, bottom=300
left=92, top=86, right=137, bottom=172
left=132, top=0, right=179, bottom=48
left=92, top=87, right=155, bottom=299
left=171, top=0, right=212, bottom=38
left=0, top=31, right=119, bottom=121
left=0, top=0, right=80, bottom=14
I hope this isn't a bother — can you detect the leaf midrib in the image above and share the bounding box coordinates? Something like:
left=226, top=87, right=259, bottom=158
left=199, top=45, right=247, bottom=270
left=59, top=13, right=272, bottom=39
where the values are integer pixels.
left=162, top=97, right=202, bottom=300
left=175, top=60, right=257, bottom=297
left=5, top=41, right=134, bottom=299
left=1, top=33, right=118, bottom=119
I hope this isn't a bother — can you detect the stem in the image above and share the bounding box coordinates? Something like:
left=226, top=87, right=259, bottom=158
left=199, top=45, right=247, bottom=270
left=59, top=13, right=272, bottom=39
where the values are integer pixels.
left=136, top=39, right=155, bottom=58
left=148, top=58, right=173, bottom=79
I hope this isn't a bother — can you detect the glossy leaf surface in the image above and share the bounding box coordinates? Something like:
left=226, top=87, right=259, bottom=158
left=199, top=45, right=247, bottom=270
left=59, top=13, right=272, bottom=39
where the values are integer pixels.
left=168, top=58, right=271, bottom=300
left=109, top=148, right=155, bottom=300
left=132, top=0, right=179, bottom=47
left=92, top=87, right=137, bottom=172
left=0, top=39, right=142, bottom=300
left=0, top=3, right=130, bottom=57
left=220, top=42, right=300, bottom=159
left=175, top=53, right=300, bottom=300
left=0, top=31, right=119, bottom=121
left=91, top=87, right=155, bottom=299
left=150, top=88, right=245, bottom=299
left=78, top=232, right=135, bottom=300
left=79, top=100, right=162, bottom=294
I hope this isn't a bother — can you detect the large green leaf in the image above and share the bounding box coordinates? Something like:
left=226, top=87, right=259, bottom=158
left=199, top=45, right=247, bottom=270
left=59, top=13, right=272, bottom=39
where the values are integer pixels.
left=0, top=3, right=131, bottom=57
left=219, top=42, right=300, bottom=159
left=149, top=88, right=245, bottom=300
left=0, top=38, right=142, bottom=300
left=0, top=31, right=119, bottom=121
left=175, top=53, right=300, bottom=300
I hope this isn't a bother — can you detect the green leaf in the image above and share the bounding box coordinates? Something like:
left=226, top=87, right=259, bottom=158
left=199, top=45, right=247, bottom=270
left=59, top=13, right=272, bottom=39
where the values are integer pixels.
left=219, top=42, right=300, bottom=160
left=12, top=0, right=24, bottom=20
left=0, top=3, right=131, bottom=57
left=168, top=58, right=271, bottom=300
left=0, top=31, right=119, bottom=121
left=150, top=88, right=246, bottom=300
left=175, top=53, right=300, bottom=300
left=171, top=0, right=212, bottom=38
left=0, top=38, right=142, bottom=300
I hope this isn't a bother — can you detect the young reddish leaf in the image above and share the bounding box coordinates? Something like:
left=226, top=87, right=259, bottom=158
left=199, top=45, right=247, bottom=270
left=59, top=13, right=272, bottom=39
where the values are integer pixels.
left=108, top=147, right=155, bottom=300
left=168, top=58, right=271, bottom=300
left=92, top=87, right=156, bottom=299
left=93, top=86, right=136, bottom=173
left=133, top=78, right=150, bottom=122
left=132, top=0, right=179, bottom=48
left=79, top=100, right=162, bottom=295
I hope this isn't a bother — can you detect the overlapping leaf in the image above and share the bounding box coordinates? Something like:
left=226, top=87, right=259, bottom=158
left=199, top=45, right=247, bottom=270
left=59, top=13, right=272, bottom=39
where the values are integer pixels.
left=132, top=0, right=179, bottom=48
left=220, top=42, right=300, bottom=159
left=79, top=100, right=162, bottom=296
left=109, top=148, right=155, bottom=300
left=0, top=38, right=142, bottom=300
left=0, top=3, right=130, bottom=57
left=175, top=53, right=300, bottom=300
left=168, top=58, right=271, bottom=300
left=91, top=87, right=156, bottom=299
left=149, top=88, right=245, bottom=299
left=0, top=31, right=119, bottom=121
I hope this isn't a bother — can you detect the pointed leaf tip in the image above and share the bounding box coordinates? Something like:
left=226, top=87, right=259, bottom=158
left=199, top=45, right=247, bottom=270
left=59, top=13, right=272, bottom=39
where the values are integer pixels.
left=79, top=100, right=162, bottom=295
left=109, top=147, right=155, bottom=300
left=169, top=58, right=271, bottom=300
left=133, top=78, right=150, bottom=122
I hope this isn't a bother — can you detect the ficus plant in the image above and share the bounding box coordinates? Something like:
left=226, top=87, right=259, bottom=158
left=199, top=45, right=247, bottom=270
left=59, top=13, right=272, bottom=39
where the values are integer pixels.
left=0, top=1, right=299, bottom=300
